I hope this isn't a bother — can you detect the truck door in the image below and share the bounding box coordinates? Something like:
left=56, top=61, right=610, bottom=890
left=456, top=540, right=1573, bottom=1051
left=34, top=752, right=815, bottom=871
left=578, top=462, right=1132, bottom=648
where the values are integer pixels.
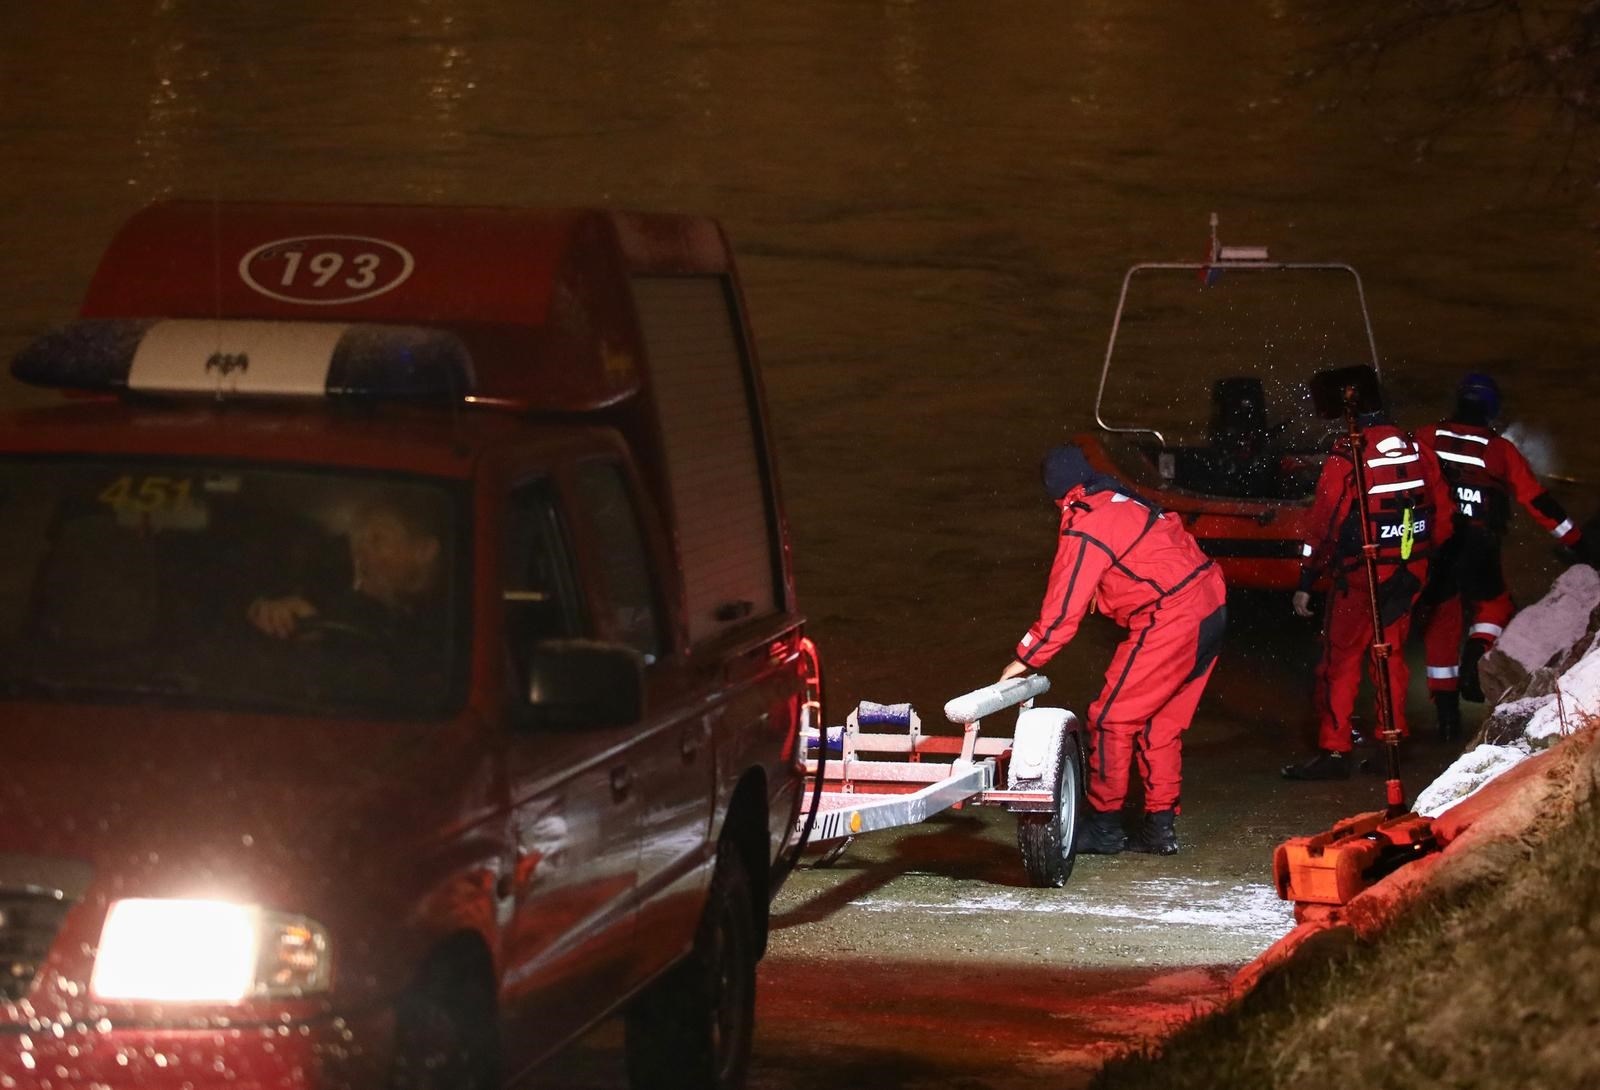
left=496, top=475, right=641, bottom=1070
left=567, top=458, right=715, bottom=987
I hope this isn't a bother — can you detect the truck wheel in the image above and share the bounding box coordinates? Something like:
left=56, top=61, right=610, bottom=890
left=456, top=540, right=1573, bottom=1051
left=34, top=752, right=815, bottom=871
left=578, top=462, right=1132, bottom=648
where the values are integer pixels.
left=388, top=959, right=498, bottom=1090
left=1016, top=731, right=1083, bottom=888
left=625, top=846, right=757, bottom=1090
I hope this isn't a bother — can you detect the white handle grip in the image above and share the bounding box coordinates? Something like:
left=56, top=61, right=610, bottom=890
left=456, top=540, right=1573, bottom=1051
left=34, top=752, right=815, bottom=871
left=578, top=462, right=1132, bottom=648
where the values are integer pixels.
left=943, top=674, right=1051, bottom=724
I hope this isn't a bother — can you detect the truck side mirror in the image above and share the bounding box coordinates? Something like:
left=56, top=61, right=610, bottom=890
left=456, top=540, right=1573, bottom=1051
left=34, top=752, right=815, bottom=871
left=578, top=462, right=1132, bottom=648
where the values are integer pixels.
left=523, top=639, right=644, bottom=729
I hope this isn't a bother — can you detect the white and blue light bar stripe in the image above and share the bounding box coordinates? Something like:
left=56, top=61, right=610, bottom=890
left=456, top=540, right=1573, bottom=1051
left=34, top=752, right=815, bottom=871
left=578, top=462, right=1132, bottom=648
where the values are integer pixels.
left=129, top=320, right=351, bottom=396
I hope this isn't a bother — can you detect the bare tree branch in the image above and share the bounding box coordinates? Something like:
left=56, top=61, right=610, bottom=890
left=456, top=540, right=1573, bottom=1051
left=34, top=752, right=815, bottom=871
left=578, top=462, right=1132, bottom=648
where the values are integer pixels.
left=1311, top=0, right=1600, bottom=191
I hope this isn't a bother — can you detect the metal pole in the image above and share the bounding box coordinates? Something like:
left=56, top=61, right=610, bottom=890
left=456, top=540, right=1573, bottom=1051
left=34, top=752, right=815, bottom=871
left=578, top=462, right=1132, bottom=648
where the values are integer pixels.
left=1341, top=385, right=1407, bottom=817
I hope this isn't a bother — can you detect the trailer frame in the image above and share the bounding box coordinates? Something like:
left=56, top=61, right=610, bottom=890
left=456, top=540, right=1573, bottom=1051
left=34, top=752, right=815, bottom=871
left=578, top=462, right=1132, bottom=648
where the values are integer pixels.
left=792, top=675, right=1086, bottom=887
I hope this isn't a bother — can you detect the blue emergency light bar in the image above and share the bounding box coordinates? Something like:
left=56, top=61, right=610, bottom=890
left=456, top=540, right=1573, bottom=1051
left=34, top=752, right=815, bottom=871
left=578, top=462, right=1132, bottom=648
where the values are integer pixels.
left=12, top=319, right=477, bottom=400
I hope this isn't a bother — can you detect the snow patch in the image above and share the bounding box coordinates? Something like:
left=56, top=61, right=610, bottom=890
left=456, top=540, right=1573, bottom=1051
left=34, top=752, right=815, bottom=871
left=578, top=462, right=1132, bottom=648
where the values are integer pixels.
left=1415, top=743, right=1530, bottom=818
left=1523, top=642, right=1600, bottom=740
left=1495, top=693, right=1556, bottom=720
left=851, top=879, right=1294, bottom=942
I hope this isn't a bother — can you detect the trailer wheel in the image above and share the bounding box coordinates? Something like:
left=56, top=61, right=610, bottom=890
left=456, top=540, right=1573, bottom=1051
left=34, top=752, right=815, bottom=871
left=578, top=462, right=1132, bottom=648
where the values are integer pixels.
left=1016, top=732, right=1083, bottom=888
left=625, top=845, right=756, bottom=1090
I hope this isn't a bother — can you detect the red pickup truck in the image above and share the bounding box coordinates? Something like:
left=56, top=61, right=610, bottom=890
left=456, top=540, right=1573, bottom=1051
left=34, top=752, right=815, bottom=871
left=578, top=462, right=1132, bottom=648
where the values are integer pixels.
left=0, top=202, right=821, bottom=1089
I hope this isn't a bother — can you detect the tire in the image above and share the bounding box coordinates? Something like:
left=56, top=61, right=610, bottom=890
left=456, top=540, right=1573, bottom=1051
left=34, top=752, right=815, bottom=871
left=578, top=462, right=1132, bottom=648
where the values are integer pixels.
left=388, top=957, right=498, bottom=1090
left=625, top=846, right=757, bottom=1090
left=1016, top=730, right=1083, bottom=888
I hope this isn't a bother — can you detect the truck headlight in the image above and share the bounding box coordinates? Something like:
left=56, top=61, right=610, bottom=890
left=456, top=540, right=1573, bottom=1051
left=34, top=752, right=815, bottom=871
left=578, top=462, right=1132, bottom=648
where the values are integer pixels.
left=90, top=898, right=331, bottom=1002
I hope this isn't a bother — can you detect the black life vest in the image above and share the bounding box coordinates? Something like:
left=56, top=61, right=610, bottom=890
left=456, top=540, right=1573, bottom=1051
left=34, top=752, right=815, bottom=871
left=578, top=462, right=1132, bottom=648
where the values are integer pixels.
left=1426, top=422, right=1510, bottom=533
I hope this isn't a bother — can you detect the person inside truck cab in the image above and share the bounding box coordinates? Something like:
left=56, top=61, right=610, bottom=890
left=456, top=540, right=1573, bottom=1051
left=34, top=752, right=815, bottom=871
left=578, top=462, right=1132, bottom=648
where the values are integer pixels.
left=246, top=492, right=446, bottom=661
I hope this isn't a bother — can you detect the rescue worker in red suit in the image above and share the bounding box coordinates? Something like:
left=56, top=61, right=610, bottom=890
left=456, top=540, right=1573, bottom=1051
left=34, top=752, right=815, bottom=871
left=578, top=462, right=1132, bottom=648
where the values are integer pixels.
left=1416, top=373, right=1584, bottom=739
left=1282, top=409, right=1453, bottom=780
left=999, top=444, right=1227, bottom=856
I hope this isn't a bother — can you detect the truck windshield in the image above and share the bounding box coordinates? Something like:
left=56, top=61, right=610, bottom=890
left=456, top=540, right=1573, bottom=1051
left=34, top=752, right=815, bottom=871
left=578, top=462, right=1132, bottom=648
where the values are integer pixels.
left=0, top=458, right=467, bottom=719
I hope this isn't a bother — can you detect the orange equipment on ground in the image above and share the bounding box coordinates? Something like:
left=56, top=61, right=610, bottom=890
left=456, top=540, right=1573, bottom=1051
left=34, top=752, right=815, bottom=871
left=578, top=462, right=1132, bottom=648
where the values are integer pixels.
left=1273, top=810, right=1437, bottom=909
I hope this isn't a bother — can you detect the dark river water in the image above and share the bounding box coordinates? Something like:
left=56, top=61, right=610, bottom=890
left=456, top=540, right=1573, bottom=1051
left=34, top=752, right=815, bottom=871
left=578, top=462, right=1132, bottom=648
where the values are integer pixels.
left=2, top=0, right=1595, bottom=713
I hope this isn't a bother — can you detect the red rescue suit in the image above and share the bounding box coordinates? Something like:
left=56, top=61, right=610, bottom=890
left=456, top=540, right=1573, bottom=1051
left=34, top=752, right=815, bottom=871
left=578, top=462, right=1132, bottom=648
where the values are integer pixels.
left=1015, top=484, right=1227, bottom=814
left=1416, top=421, right=1582, bottom=693
left=1298, top=424, right=1453, bottom=752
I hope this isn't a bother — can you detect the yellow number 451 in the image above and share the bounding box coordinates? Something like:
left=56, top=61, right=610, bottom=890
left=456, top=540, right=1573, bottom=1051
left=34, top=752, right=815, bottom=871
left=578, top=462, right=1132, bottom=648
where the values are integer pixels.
left=98, top=475, right=193, bottom=513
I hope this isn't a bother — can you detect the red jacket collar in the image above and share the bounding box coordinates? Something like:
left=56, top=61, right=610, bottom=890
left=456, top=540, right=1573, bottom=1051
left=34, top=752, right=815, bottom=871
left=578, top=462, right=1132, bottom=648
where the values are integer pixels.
left=1057, top=483, right=1094, bottom=512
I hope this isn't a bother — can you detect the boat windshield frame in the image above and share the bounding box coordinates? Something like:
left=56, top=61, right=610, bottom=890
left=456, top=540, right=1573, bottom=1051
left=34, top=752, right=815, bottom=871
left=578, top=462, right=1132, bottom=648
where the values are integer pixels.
left=1093, top=259, right=1382, bottom=449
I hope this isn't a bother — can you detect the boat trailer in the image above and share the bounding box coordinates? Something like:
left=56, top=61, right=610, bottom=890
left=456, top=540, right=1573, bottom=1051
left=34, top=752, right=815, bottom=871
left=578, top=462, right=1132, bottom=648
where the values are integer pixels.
left=793, top=675, right=1087, bottom=888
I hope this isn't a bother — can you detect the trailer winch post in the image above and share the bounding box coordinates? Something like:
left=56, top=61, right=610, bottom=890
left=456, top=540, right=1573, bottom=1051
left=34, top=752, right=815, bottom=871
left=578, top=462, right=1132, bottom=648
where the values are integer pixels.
left=1342, top=384, right=1408, bottom=817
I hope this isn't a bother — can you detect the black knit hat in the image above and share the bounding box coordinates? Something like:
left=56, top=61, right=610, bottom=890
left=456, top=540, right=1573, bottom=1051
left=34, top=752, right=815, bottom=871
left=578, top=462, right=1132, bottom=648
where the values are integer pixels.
left=1041, top=443, right=1094, bottom=501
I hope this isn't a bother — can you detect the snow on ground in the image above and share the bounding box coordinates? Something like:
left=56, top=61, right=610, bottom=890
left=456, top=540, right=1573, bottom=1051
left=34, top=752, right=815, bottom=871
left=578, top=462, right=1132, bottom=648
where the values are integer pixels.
left=1415, top=564, right=1600, bottom=818
left=1523, top=634, right=1600, bottom=740
left=1415, top=742, right=1534, bottom=818
left=850, top=879, right=1294, bottom=944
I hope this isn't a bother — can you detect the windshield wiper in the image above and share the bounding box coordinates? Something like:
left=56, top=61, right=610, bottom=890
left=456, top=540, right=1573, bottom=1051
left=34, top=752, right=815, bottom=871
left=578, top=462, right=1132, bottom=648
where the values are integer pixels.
left=0, top=673, right=201, bottom=700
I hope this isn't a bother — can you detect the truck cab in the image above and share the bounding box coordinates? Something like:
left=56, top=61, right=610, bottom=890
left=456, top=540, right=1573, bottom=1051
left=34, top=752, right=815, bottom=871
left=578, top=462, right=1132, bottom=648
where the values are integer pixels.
left=0, top=202, right=819, bottom=1089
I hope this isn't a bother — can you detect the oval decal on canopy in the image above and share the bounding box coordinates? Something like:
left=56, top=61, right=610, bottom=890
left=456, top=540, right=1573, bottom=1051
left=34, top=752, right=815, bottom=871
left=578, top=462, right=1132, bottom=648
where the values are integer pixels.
left=238, top=235, right=415, bottom=305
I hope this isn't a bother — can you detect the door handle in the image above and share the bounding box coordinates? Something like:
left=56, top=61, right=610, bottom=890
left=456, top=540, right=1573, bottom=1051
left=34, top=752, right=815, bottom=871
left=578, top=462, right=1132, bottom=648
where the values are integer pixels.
left=610, top=764, right=633, bottom=800
left=681, top=719, right=712, bottom=761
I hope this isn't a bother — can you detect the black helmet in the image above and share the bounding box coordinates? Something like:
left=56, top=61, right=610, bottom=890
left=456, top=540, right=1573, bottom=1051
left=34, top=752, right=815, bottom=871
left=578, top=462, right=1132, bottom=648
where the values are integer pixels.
left=1457, top=372, right=1501, bottom=420
left=1041, top=443, right=1094, bottom=501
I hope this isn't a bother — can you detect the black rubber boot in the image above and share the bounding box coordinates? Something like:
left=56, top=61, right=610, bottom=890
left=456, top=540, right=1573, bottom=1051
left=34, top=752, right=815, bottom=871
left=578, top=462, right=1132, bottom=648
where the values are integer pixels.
left=1460, top=639, right=1490, bottom=703
left=1130, top=809, right=1179, bottom=855
left=1434, top=690, right=1462, bottom=743
left=1075, top=808, right=1126, bottom=855
left=1281, top=750, right=1352, bottom=781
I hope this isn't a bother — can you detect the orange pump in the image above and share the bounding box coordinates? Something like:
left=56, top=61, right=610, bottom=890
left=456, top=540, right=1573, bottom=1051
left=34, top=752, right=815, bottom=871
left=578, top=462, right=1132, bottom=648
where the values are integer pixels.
left=1274, top=810, right=1437, bottom=908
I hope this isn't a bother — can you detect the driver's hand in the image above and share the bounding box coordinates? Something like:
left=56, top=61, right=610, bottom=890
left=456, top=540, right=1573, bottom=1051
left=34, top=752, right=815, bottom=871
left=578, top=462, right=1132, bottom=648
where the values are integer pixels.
left=248, top=595, right=318, bottom=639
left=998, top=658, right=1031, bottom=683
left=1292, top=590, right=1314, bottom=619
